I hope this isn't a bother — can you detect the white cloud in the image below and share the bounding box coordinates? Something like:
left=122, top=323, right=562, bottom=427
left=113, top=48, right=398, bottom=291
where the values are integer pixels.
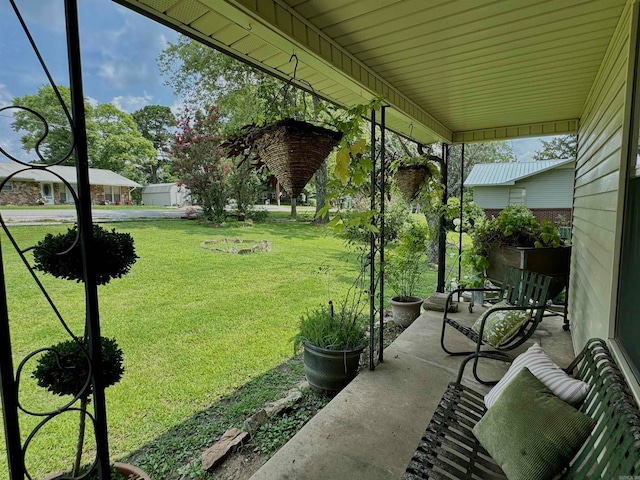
left=85, top=8, right=177, bottom=93
left=0, top=83, right=12, bottom=105
left=112, top=93, right=153, bottom=113
left=170, top=99, right=186, bottom=117
left=0, top=83, right=36, bottom=162
left=3, top=0, right=66, bottom=33
left=511, top=138, right=544, bottom=162
left=86, top=96, right=99, bottom=108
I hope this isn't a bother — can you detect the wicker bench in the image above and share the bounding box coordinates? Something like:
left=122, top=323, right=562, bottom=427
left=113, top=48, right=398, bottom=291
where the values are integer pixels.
left=403, top=339, right=640, bottom=479
left=440, top=267, right=551, bottom=385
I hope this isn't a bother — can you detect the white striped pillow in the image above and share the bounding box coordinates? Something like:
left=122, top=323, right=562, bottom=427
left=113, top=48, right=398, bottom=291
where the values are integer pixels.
left=485, top=343, right=589, bottom=409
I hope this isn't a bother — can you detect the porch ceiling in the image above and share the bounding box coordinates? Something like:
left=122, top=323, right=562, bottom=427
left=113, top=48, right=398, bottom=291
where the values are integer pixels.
left=114, top=0, right=627, bottom=145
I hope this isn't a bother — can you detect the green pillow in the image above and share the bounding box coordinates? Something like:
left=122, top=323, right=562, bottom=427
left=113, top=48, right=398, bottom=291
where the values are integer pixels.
left=473, top=368, right=595, bottom=480
left=472, top=300, right=530, bottom=346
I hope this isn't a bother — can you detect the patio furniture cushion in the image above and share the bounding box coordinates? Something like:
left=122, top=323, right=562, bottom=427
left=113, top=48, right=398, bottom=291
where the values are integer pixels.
left=473, top=368, right=595, bottom=480
left=485, top=343, right=589, bottom=408
left=403, top=339, right=640, bottom=480
left=472, top=300, right=530, bottom=347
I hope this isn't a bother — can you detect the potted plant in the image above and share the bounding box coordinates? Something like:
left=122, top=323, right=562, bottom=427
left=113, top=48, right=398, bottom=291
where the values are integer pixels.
left=392, top=156, right=440, bottom=201
left=32, top=223, right=148, bottom=480
left=466, top=204, right=569, bottom=298
left=293, top=272, right=368, bottom=395
left=386, top=220, right=430, bottom=327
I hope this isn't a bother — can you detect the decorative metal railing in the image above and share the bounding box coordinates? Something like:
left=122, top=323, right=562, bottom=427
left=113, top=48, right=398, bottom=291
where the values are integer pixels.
left=0, top=1, right=111, bottom=478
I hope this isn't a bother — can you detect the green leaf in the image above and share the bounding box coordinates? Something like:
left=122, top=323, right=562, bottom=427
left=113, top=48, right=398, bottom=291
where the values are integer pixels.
left=316, top=205, right=330, bottom=218
left=350, top=139, right=367, bottom=156
left=335, top=149, right=350, bottom=184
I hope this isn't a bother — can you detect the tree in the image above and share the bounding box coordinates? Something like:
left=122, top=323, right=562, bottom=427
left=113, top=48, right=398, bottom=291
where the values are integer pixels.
left=159, top=37, right=330, bottom=218
left=12, top=85, right=156, bottom=181
left=132, top=105, right=177, bottom=183
left=170, top=105, right=230, bottom=222
left=91, top=103, right=156, bottom=179
left=532, top=135, right=577, bottom=160
left=158, top=37, right=281, bottom=133
left=11, top=85, right=97, bottom=164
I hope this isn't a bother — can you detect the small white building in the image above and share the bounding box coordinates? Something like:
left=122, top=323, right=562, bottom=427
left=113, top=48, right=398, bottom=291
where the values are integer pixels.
left=141, top=183, right=190, bottom=206
left=465, top=159, right=575, bottom=224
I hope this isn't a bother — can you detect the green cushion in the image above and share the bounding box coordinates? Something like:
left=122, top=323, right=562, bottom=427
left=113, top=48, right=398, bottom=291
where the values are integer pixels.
left=472, top=300, right=530, bottom=346
left=473, top=368, right=595, bottom=480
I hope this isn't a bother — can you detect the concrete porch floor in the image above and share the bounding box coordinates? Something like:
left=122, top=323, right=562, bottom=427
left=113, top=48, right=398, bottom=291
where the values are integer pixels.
left=249, top=303, right=575, bottom=480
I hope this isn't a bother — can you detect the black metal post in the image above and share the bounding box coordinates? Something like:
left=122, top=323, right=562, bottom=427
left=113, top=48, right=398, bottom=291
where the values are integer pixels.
left=369, top=108, right=376, bottom=370
left=458, top=143, right=464, bottom=283
left=379, top=106, right=387, bottom=364
left=0, top=244, right=23, bottom=479
left=437, top=144, right=449, bottom=292
left=64, top=1, right=111, bottom=477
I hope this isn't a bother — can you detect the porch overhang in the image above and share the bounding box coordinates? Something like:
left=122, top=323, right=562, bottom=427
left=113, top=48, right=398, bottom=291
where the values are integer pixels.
left=113, top=0, right=622, bottom=145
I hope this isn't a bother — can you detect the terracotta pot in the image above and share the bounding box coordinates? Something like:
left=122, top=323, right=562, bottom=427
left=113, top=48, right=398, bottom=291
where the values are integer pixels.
left=44, top=462, right=150, bottom=480
left=390, top=296, right=423, bottom=327
left=113, top=462, right=150, bottom=480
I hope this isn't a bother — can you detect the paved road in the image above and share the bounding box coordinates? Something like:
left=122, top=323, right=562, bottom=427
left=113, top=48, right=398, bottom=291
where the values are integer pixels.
left=0, top=207, right=187, bottom=224
left=0, top=205, right=314, bottom=225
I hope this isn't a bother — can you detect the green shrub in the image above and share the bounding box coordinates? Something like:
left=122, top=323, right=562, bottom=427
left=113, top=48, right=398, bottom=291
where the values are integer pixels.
left=444, top=196, right=485, bottom=231
left=33, top=224, right=138, bottom=285
left=386, top=220, right=429, bottom=299
left=343, top=195, right=409, bottom=243
left=465, top=204, right=562, bottom=275
left=293, top=303, right=367, bottom=351
left=32, top=337, right=124, bottom=397
left=246, top=208, right=268, bottom=222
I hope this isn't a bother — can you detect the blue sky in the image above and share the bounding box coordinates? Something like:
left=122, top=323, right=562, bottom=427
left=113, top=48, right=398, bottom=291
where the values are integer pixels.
left=0, top=0, right=546, bottom=163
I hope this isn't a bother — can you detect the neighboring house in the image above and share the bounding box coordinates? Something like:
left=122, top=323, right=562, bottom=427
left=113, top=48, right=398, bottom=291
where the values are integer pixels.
left=0, top=163, right=141, bottom=206
left=465, top=159, right=575, bottom=224
left=141, top=183, right=190, bottom=206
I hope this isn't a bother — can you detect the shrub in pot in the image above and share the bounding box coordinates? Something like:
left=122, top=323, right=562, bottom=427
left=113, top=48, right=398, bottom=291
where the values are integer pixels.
left=386, top=220, right=429, bottom=327
left=465, top=204, right=568, bottom=298
left=31, top=223, right=146, bottom=479
left=293, top=296, right=367, bottom=395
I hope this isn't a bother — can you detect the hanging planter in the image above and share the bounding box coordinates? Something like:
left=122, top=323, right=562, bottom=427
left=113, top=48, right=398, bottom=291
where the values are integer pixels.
left=395, top=165, right=431, bottom=201
left=251, top=119, right=342, bottom=198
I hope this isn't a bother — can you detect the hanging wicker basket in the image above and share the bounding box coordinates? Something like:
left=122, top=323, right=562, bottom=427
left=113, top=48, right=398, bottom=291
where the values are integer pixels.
left=395, top=165, right=430, bottom=201
left=252, top=119, right=343, bottom=198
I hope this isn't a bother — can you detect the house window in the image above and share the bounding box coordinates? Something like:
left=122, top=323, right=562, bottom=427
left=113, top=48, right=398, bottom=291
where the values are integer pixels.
left=509, top=187, right=526, bottom=205
left=59, top=184, right=76, bottom=203
left=104, top=185, right=121, bottom=203
left=616, top=2, right=640, bottom=381
left=1, top=181, right=12, bottom=191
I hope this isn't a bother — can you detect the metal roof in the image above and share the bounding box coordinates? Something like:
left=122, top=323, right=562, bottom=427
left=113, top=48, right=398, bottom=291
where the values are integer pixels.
left=0, top=163, right=142, bottom=188
left=114, top=0, right=627, bottom=145
left=464, top=159, right=575, bottom=187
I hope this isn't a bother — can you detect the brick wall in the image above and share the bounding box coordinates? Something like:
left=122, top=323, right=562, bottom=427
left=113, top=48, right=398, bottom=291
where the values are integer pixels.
left=483, top=208, right=572, bottom=225
left=0, top=181, right=41, bottom=206
left=91, top=184, right=105, bottom=205
left=0, top=181, right=131, bottom=206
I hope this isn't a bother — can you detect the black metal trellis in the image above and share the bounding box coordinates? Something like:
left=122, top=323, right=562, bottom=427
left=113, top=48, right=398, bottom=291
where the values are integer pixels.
left=368, top=106, right=386, bottom=370
left=0, top=1, right=111, bottom=478
left=437, top=143, right=449, bottom=293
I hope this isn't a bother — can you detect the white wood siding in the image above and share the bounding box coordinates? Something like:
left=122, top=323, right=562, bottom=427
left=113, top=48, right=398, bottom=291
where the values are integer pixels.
left=571, top=1, right=633, bottom=350
left=517, top=168, right=575, bottom=208
left=472, top=188, right=509, bottom=208
left=471, top=166, right=574, bottom=209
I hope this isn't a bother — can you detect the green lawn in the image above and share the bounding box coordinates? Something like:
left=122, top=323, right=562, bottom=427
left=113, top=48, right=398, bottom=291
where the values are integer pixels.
left=0, top=217, right=442, bottom=477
